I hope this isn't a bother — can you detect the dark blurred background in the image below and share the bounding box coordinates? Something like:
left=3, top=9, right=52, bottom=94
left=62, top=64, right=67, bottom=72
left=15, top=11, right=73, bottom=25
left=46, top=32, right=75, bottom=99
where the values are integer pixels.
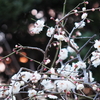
left=0, top=0, right=100, bottom=84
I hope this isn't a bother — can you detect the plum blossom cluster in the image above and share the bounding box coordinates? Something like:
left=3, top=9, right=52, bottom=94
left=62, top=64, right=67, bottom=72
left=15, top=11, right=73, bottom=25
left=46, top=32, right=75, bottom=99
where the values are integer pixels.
left=0, top=1, right=100, bottom=100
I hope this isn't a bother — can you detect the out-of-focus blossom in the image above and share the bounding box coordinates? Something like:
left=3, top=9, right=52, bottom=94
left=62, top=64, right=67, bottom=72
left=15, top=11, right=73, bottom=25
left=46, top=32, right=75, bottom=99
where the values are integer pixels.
left=82, top=7, right=86, bottom=11
left=75, top=31, right=82, bottom=36
left=31, top=9, right=38, bottom=16
left=46, top=27, right=55, bottom=37
left=35, top=11, right=44, bottom=19
left=81, top=13, right=88, bottom=19
left=48, top=9, right=55, bottom=17
left=74, top=21, right=85, bottom=29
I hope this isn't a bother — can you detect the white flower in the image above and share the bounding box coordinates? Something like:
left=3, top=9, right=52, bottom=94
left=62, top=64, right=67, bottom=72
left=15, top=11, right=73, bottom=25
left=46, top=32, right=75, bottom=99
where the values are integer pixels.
left=67, top=46, right=75, bottom=53
left=58, top=48, right=68, bottom=60
left=74, top=21, right=85, bottom=29
left=57, top=64, right=71, bottom=76
left=94, top=40, right=100, bottom=51
left=76, top=31, right=82, bottom=36
left=54, top=34, right=65, bottom=41
left=44, top=59, right=51, bottom=65
left=48, top=94, right=58, bottom=99
left=48, top=67, right=57, bottom=78
left=9, top=82, right=20, bottom=94
left=76, top=84, right=84, bottom=90
left=34, top=20, right=44, bottom=28
left=11, top=74, right=20, bottom=82
left=92, top=84, right=98, bottom=90
left=41, top=79, right=55, bottom=90
left=56, top=80, right=75, bottom=92
left=82, top=7, right=86, bottom=11
left=81, top=13, right=88, bottom=19
left=46, top=27, right=55, bottom=37
left=28, top=89, right=37, bottom=97
left=30, top=20, right=45, bottom=34
left=20, top=71, right=32, bottom=82
left=30, top=71, right=41, bottom=83
left=76, top=61, right=86, bottom=69
left=91, top=52, right=100, bottom=67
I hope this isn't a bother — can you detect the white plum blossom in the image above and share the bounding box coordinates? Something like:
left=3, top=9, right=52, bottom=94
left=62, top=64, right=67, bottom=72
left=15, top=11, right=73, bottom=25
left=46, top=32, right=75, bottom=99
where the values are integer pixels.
left=47, top=94, right=58, bottom=99
left=71, top=63, right=79, bottom=76
left=20, top=71, right=32, bottom=82
left=48, top=67, right=58, bottom=78
left=82, top=7, right=86, bottom=11
left=56, top=80, right=75, bottom=92
left=67, top=46, right=75, bottom=53
left=94, top=40, right=100, bottom=51
left=30, top=20, right=45, bottom=34
left=74, top=21, right=85, bottom=29
left=28, top=89, right=37, bottom=97
left=92, top=84, right=98, bottom=91
left=81, top=13, right=88, bottom=19
left=11, top=74, right=20, bottom=83
left=44, top=59, right=51, bottom=65
left=91, top=55, right=100, bottom=67
left=30, top=71, right=41, bottom=83
left=58, top=48, right=68, bottom=60
left=46, top=27, right=55, bottom=37
left=9, top=82, right=20, bottom=94
left=76, top=84, right=84, bottom=90
left=91, top=51, right=100, bottom=67
left=41, top=79, right=55, bottom=90
left=57, top=64, right=71, bottom=76
left=76, top=61, right=86, bottom=69
left=76, top=31, right=82, bottom=36
left=54, top=34, right=65, bottom=41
